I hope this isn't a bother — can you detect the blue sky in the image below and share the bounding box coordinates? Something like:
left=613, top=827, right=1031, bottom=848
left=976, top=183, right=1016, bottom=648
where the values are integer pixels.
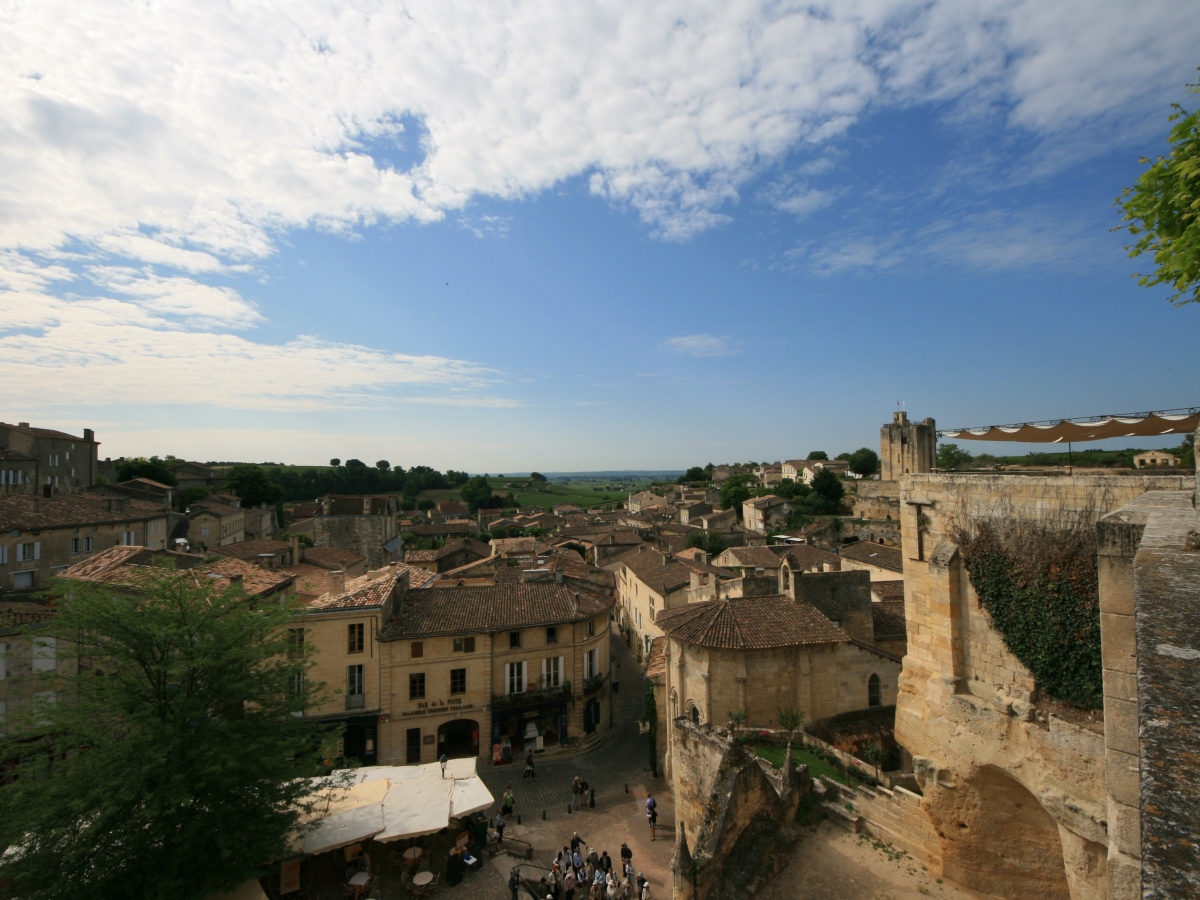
left=1, top=2, right=1197, bottom=470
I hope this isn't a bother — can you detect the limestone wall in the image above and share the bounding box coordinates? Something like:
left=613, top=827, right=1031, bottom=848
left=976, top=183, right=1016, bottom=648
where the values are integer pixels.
left=821, top=777, right=942, bottom=868
left=851, top=479, right=901, bottom=521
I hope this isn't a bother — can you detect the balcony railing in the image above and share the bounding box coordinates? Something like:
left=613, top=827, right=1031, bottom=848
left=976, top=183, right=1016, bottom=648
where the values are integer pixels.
left=345, top=693, right=365, bottom=711
left=583, top=672, right=606, bottom=695
left=491, top=680, right=571, bottom=710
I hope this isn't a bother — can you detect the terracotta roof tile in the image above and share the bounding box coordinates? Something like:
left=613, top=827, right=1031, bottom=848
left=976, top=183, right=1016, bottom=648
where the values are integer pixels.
left=381, top=583, right=613, bottom=639
left=870, top=580, right=905, bottom=600
left=302, top=546, right=367, bottom=570
left=774, top=544, right=842, bottom=571
left=655, top=595, right=846, bottom=649
left=872, top=600, right=907, bottom=642
left=645, top=636, right=667, bottom=679
left=209, top=539, right=292, bottom=560
left=61, top=546, right=293, bottom=598
left=840, top=541, right=903, bottom=572
left=307, top=572, right=398, bottom=611
left=281, top=563, right=332, bottom=596
left=0, top=495, right=167, bottom=531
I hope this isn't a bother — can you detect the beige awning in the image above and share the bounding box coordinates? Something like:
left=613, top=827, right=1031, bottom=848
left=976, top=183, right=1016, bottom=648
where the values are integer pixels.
left=939, top=409, right=1199, bottom=444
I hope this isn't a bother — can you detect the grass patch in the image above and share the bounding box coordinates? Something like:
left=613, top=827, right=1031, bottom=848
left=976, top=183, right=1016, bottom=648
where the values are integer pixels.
left=750, top=744, right=862, bottom=788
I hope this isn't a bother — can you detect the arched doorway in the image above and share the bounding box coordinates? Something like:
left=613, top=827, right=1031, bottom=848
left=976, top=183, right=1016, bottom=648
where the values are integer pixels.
left=935, top=765, right=1071, bottom=899
left=437, top=719, right=480, bottom=759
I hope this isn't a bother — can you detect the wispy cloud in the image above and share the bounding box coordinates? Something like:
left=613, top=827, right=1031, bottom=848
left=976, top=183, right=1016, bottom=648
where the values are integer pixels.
left=664, top=334, right=740, bottom=358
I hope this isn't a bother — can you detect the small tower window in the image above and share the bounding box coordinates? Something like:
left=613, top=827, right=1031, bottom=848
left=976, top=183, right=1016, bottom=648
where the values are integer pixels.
left=868, top=673, right=881, bottom=708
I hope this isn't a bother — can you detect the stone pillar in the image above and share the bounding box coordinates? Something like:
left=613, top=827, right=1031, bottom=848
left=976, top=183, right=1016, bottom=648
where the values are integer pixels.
left=672, top=825, right=696, bottom=900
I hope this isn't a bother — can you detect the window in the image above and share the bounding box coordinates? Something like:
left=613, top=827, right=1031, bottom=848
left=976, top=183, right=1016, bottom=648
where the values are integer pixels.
left=287, top=669, right=304, bottom=708
left=0, top=642, right=6, bottom=680
left=287, top=628, right=304, bottom=658
left=70, top=538, right=80, bottom=555
left=32, top=636, right=56, bottom=672
left=410, top=641, right=423, bottom=659
left=868, top=673, right=881, bottom=708
left=584, top=648, right=598, bottom=680
left=587, top=619, right=595, bottom=637
left=546, top=626, right=557, bottom=644
left=542, top=655, right=563, bottom=688
left=505, top=661, right=526, bottom=695
left=450, top=668, right=466, bottom=695
left=348, top=623, right=365, bottom=653
left=201, top=526, right=210, bottom=539
left=347, top=665, right=364, bottom=697
left=509, top=631, right=521, bottom=649
left=453, top=636, right=475, bottom=653
left=83, top=537, right=93, bottom=553
left=0, top=545, right=7, bottom=565
left=409, top=672, right=426, bottom=700
left=689, top=706, right=700, bottom=725
left=16, top=542, right=38, bottom=563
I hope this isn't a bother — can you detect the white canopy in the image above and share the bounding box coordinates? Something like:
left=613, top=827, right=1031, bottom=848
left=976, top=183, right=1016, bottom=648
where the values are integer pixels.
left=295, top=760, right=492, bottom=853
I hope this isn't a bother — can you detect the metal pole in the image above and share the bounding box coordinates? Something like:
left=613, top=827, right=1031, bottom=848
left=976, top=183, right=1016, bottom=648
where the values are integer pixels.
left=1068, top=442, right=1073, bottom=475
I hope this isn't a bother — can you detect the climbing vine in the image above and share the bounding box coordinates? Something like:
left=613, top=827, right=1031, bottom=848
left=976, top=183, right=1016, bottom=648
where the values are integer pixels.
left=953, top=516, right=1103, bottom=709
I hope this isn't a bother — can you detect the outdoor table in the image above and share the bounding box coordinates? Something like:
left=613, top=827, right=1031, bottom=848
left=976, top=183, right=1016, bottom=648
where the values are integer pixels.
left=403, top=847, right=424, bottom=863
left=349, top=871, right=370, bottom=899
left=413, top=871, right=433, bottom=887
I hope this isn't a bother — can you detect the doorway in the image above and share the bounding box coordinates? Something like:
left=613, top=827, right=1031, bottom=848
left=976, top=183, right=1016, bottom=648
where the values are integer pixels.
left=437, top=719, right=480, bottom=758
left=406, top=727, right=422, bottom=764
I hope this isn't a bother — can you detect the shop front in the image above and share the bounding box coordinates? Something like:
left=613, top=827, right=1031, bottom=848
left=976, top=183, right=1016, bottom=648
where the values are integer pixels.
left=490, top=697, right=569, bottom=763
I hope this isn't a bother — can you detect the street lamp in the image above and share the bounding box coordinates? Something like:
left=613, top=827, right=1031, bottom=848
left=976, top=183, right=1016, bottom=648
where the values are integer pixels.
left=439, top=753, right=448, bottom=778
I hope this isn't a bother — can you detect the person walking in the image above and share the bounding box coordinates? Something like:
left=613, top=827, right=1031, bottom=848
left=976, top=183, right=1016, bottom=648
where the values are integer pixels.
left=636, top=872, right=647, bottom=900
left=572, top=775, right=583, bottom=810
left=619, top=842, right=632, bottom=871
left=509, top=868, right=521, bottom=900
left=600, top=850, right=611, bottom=873
left=645, top=792, right=658, bottom=841
left=494, top=810, right=506, bottom=844
left=503, top=785, right=515, bottom=816
left=524, top=750, right=536, bottom=779
left=570, top=832, right=584, bottom=854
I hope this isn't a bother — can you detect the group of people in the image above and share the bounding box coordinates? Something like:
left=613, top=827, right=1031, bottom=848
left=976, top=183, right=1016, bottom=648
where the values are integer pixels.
left=518, top=834, right=649, bottom=900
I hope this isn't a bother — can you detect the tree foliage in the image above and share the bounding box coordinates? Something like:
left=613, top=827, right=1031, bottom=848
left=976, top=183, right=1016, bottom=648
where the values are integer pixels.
left=685, top=530, right=727, bottom=556
left=529, top=472, right=548, bottom=482
left=459, top=475, right=494, bottom=512
left=937, top=443, right=974, bottom=471
left=720, top=473, right=756, bottom=515
left=1117, top=72, right=1200, bottom=306
left=683, top=466, right=707, bottom=482
left=809, top=468, right=844, bottom=505
left=0, top=571, right=335, bottom=900
left=805, top=451, right=828, bottom=460
left=115, top=455, right=178, bottom=487
left=847, top=447, right=880, bottom=477
left=223, top=464, right=284, bottom=508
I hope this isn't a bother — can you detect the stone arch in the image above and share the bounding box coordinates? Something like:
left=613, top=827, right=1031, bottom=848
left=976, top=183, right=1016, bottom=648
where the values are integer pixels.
left=933, top=765, right=1071, bottom=899
left=436, top=718, right=480, bottom=759
left=685, top=700, right=701, bottom=725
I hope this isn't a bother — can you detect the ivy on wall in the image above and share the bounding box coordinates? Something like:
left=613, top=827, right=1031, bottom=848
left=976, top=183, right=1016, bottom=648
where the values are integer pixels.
left=953, top=518, right=1103, bottom=709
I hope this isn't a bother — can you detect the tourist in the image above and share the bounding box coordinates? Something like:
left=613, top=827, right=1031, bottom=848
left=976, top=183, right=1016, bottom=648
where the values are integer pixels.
left=636, top=872, right=646, bottom=900
left=572, top=847, right=584, bottom=871
left=620, top=842, right=632, bottom=869
left=525, top=750, right=537, bottom=779
left=572, top=775, right=583, bottom=809
left=587, top=847, right=599, bottom=868
left=605, top=868, right=619, bottom=900
left=509, top=868, right=522, bottom=900
left=503, top=785, right=515, bottom=816
left=645, top=792, right=658, bottom=840
left=494, top=809, right=506, bottom=844
left=600, top=850, right=612, bottom=873
left=641, top=881, right=651, bottom=900
left=563, top=867, right=577, bottom=900
left=571, top=832, right=584, bottom=853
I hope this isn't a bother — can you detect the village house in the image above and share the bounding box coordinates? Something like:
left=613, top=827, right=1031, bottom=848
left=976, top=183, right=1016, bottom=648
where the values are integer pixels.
left=839, top=539, right=904, bottom=581
left=208, top=538, right=296, bottom=571
left=241, top=503, right=277, bottom=542
left=0, top=495, right=171, bottom=596
left=800, top=458, right=852, bottom=484
left=0, top=450, right=38, bottom=497
left=376, top=577, right=615, bottom=765
left=711, top=465, right=749, bottom=484
left=313, top=495, right=402, bottom=570
left=169, top=460, right=225, bottom=494
left=742, top=494, right=791, bottom=534
left=0, top=422, right=100, bottom=495
left=626, top=490, right=667, bottom=514
left=677, top=501, right=712, bottom=526
left=606, top=544, right=694, bottom=659
left=1133, top=450, right=1180, bottom=468
left=404, top=538, right=492, bottom=574
left=186, top=499, right=246, bottom=548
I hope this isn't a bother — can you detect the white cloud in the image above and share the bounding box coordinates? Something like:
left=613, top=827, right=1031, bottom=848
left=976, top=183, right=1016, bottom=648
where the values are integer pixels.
left=664, top=334, right=739, bottom=357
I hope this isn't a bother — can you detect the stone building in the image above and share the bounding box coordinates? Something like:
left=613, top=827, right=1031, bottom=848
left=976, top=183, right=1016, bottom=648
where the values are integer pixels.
left=377, top=578, right=615, bottom=766
left=313, top=495, right=401, bottom=570
left=185, top=499, right=246, bottom=548
left=0, top=602, right=75, bottom=744
left=0, top=422, right=100, bottom=495
left=0, top=450, right=38, bottom=497
left=657, top=581, right=901, bottom=779
left=741, top=495, right=790, bottom=534
left=880, top=411, right=936, bottom=480
left=608, top=544, right=693, bottom=658
left=404, top=538, right=492, bottom=574
left=0, top=495, right=171, bottom=596
left=893, top=470, right=1193, bottom=900
left=838, top=539, right=904, bottom=581
left=1131, top=450, right=1179, bottom=468
left=169, top=460, right=224, bottom=493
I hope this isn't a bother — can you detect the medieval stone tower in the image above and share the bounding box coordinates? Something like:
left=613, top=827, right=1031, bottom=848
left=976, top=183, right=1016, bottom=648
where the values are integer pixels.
left=880, top=411, right=936, bottom=480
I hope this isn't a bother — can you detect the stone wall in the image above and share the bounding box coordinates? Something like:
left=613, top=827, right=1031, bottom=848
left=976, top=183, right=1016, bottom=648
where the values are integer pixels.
left=819, top=776, right=942, bottom=868
left=850, top=479, right=901, bottom=522
left=315, top=515, right=389, bottom=570
left=670, top=718, right=808, bottom=900
left=896, top=472, right=1193, bottom=900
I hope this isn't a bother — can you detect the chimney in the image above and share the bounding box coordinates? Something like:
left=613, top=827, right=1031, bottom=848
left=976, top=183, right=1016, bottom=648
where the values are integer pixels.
left=329, top=570, right=347, bottom=595
left=228, top=573, right=244, bottom=590
left=18, top=422, right=29, bottom=429
left=83, top=428, right=94, bottom=443
left=555, top=570, right=564, bottom=585
left=290, top=534, right=300, bottom=565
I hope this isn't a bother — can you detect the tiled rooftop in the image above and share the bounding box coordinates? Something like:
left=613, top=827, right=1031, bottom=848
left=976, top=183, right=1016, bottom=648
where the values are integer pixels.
left=872, top=600, right=907, bottom=642
left=209, top=539, right=292, bottom=560
left=0, top=495, right=167, bottom=531
left=840, top=541, right=904, bottom=572
left=302, top=546, right=368, bottom=570
left=655, top=595, right=846, bottom=649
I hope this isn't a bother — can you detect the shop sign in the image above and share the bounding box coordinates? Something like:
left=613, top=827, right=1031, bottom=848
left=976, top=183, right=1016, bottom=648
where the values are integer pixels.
left=401, top=698, right=475, bottom=718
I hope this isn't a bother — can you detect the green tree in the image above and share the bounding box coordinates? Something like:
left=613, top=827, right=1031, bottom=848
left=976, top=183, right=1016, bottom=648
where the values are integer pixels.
left=806, top=451, right=828, bottom=460
left=864, top=745, right=886, bottom=781
left=375, top=460, right=390, bottom=472
left=937, top=443, right=974, bottom=471
left=685, top=530, right=727, bottom=556
left=416, top=498, right=435, bottom=511
left=115, top=455, right=178, bottom=486
left=1117, top=73, right=1200, bottom=305
left=810, top=467, right=845, bottom=506
left=459, top=475, right=494, bottom=512
left=1176, top=434, right=1195, bottom=470
left=720, top=473, right=756, bottom=516
left=847, top=447, right=880, bottom=477
left=529, top=472, right=548, bottom=482
left=329, top=458, right=341, bottom=467
left=345, top=459, right=367, bottom=470
left=224, top=464, right=284, bottom=508
left=0, top=570, right=334, bottom=900
left=776, top=706, right=804, bottom=741
left=684, top=466, right=706, bottom=482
